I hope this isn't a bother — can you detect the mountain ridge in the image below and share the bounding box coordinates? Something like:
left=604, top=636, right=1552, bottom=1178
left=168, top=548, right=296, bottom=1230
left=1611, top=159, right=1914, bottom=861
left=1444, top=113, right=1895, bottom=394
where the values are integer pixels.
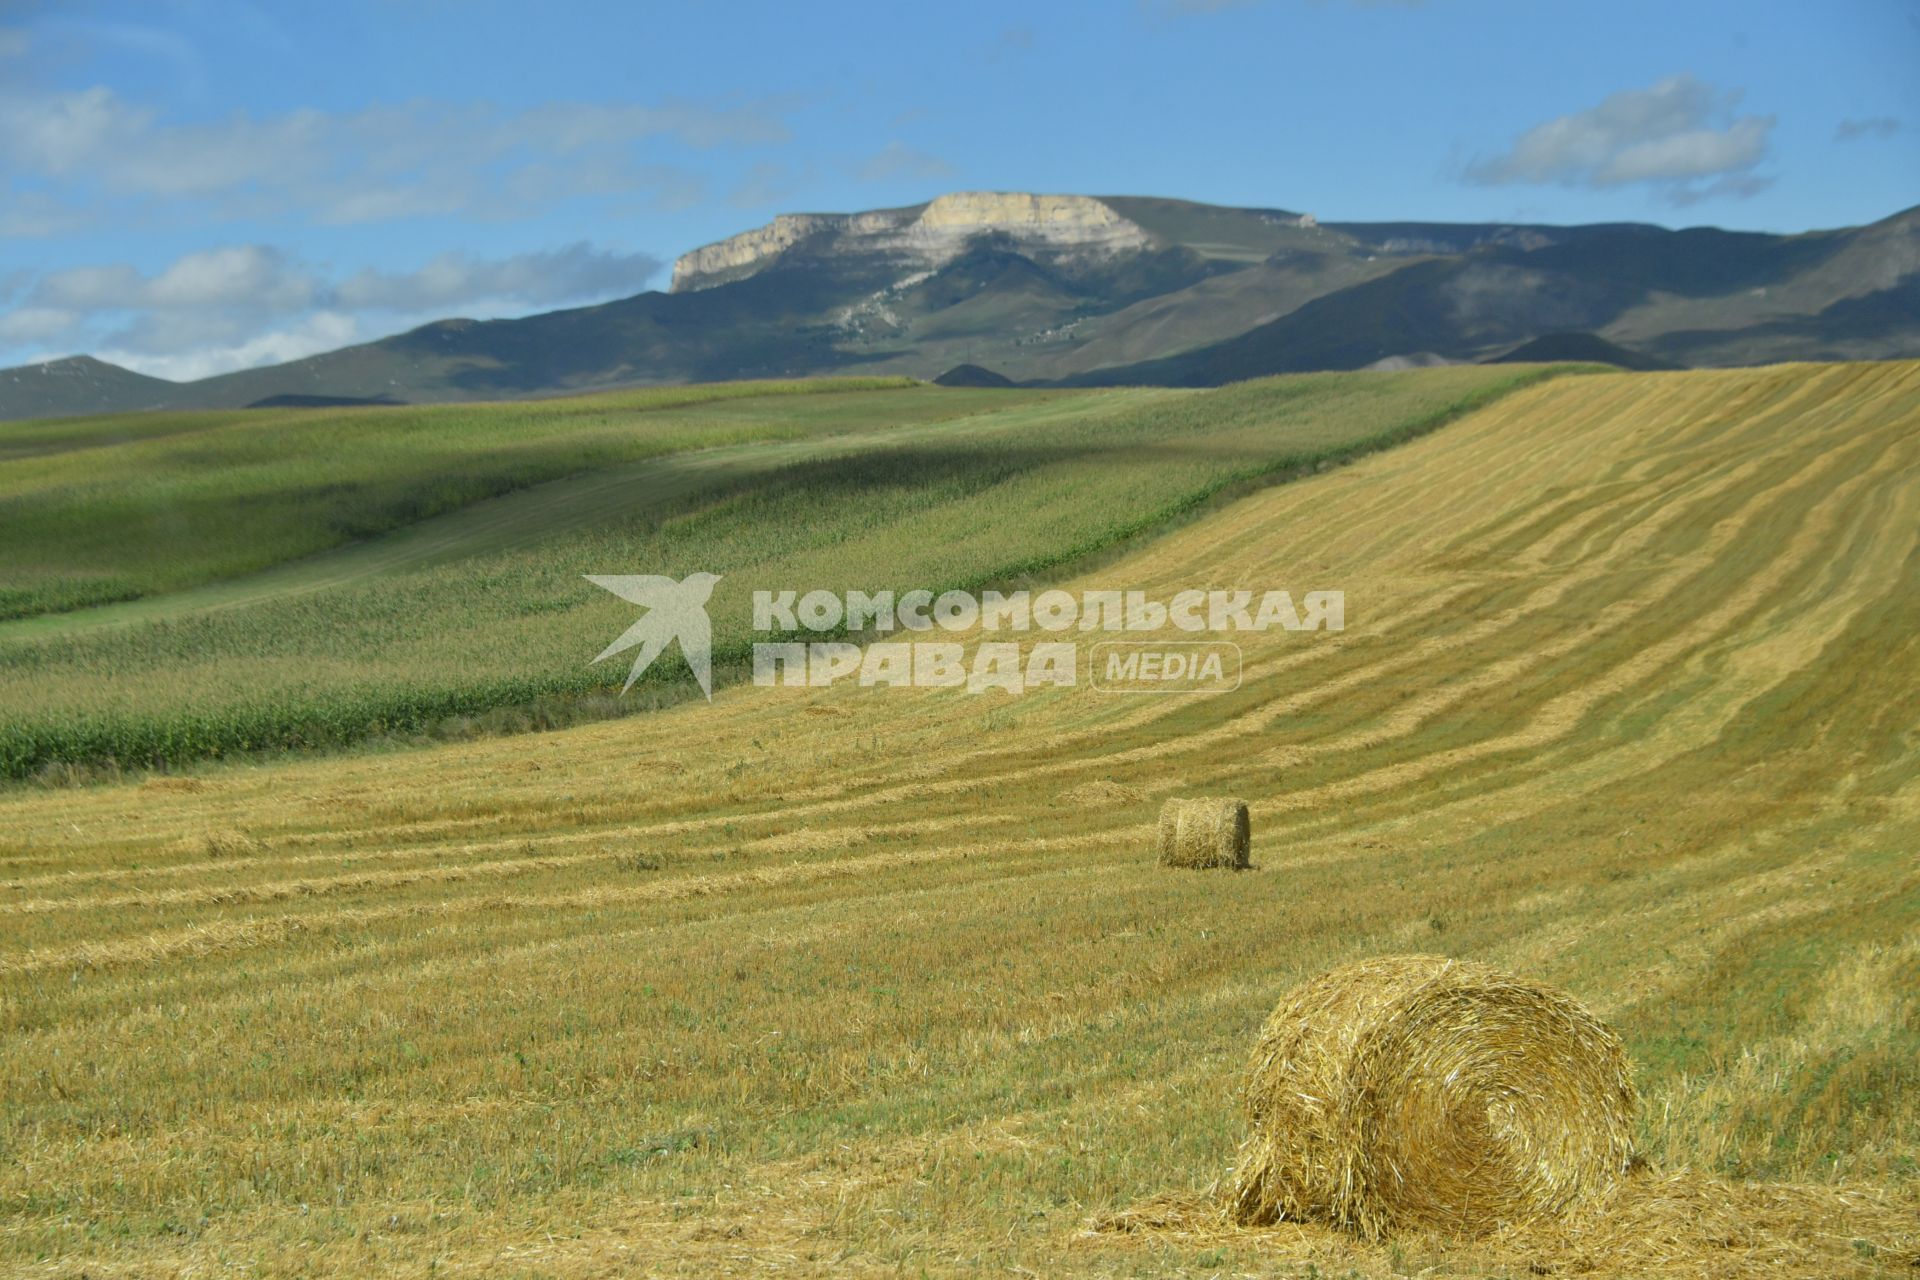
left=2, top=194, right=1915, bottom=421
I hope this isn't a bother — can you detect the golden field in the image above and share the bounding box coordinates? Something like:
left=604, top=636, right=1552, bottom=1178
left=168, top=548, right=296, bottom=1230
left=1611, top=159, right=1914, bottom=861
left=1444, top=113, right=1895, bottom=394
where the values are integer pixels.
left=3, top=361, right=1919, bottom=1277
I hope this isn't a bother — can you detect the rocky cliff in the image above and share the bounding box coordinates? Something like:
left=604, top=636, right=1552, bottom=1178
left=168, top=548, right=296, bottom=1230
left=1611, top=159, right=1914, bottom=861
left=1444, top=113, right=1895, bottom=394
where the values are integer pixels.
left=670, top=192, right=1153, bottom=292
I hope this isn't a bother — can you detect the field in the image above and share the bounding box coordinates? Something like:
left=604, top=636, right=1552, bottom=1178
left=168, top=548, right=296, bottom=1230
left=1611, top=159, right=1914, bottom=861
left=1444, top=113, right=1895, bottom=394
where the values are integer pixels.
left=3, top=361, right=1919, bottom=1277
left=0, top=365, right=1549, bottom=779
left=0, top=377, right=942, bottom=617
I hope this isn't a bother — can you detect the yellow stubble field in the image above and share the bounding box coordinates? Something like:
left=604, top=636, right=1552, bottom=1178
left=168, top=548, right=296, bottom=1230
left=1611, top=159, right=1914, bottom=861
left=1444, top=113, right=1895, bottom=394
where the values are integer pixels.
left=3, top=360, right=1918, bottom=1277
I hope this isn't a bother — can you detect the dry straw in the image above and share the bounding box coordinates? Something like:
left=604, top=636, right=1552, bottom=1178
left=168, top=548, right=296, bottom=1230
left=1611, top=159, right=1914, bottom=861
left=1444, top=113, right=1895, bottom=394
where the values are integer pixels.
left=1064, top=779, right=1145, bottom=806
left=1158, top=798, right=1250, bottom=869
left=169, top=828, right=263, bottom=858
left=1090, top=1175, right=1920, bottom=1278
left=1229, top=954, right=1636, bottom=1240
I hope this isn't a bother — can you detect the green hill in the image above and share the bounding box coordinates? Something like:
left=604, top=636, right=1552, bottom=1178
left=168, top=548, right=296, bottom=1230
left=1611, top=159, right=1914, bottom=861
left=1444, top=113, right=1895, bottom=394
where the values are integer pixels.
left=1486, top=332, right=1682, bottom=371
left=932, top=364, right=1017, bottom=387
left=0, top=364, right=1562, bottom=777
left=0, top=355, right=181, bottom=421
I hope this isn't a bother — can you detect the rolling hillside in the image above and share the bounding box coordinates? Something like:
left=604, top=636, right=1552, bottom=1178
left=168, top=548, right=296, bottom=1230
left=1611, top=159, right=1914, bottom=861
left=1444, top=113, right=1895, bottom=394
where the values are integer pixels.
left=2, top=195, right=1915, bottom=419
left=0, top=365, right=1554, bottom=778
left=2, top=360, right=1917, bottom=1276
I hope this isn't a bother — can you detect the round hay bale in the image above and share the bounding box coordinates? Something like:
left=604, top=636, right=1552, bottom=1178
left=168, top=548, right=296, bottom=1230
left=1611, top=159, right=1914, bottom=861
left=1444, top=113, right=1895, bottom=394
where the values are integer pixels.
left=1157, top=798, right=1250, bottom=869
left=1229, top=954, right=1636, bottom=1240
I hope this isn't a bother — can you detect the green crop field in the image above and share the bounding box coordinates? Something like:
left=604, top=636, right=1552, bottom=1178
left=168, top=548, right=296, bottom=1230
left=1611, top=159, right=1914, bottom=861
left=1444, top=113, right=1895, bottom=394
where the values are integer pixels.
left=2, top=361, right=1918, bottom=1278
left=0, top=365, right=1553, bottom=780
left=0, top=376, right=977, bottom=619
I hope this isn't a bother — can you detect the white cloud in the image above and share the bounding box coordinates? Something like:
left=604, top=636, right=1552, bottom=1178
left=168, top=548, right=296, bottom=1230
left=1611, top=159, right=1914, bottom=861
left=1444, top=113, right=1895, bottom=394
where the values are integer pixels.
left=101, top=308, right=288, bottom=358
left=0, top=307, right=80, bottom=345
left=97, top=311, right=366, bottom=382
left=0, top=88, right=788, bottom=231
left=26, top=263, right=145, bottom=311
left=31, top=246, right=318, bottom=313
left=0, top=189, right=95, bottom=237
left=1466, top=75, right=1774, bottom=205
left=0, top=268, right=32, bottom=304
left=499, top=158, right=707, bottom=214
left=334, top=243, right=664, bottom=311
left=1591, top=117, right=1771, bottom=186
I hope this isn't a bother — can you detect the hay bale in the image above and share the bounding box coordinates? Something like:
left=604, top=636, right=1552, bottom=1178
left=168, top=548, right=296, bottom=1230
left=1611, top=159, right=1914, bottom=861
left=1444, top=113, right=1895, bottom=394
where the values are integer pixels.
left=1229, top=954, right=1636, bottom=1240
left=1158, top=798, right=1250, bottom=869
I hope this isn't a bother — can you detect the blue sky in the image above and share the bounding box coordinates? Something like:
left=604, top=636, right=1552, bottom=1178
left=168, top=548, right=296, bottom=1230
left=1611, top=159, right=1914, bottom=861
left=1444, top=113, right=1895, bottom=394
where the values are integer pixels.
left=2, top=0, right=1915, bottom=379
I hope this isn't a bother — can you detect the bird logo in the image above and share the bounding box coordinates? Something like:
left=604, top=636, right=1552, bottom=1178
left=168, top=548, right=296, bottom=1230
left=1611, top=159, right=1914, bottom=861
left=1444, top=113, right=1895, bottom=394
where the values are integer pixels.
left=585, top=572, right=723, bottom=698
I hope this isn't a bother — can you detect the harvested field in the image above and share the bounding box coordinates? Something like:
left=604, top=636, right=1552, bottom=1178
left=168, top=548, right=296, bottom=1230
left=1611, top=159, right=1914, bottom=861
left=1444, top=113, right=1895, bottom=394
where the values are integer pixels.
left=4, top=361, right=1919, bottom=1276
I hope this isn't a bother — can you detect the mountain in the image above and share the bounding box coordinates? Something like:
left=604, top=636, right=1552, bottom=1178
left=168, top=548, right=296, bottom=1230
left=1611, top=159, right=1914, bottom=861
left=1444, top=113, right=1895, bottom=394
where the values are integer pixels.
left=1485, top=333, right=1681, bottom=371
left=932, top=363, right=1017, bottom=388
left=3, top=194, right=1916, bottom=420
left=1063, top=207, right=1920, bottom=386
left=0, top=356, right=181, bottom=421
